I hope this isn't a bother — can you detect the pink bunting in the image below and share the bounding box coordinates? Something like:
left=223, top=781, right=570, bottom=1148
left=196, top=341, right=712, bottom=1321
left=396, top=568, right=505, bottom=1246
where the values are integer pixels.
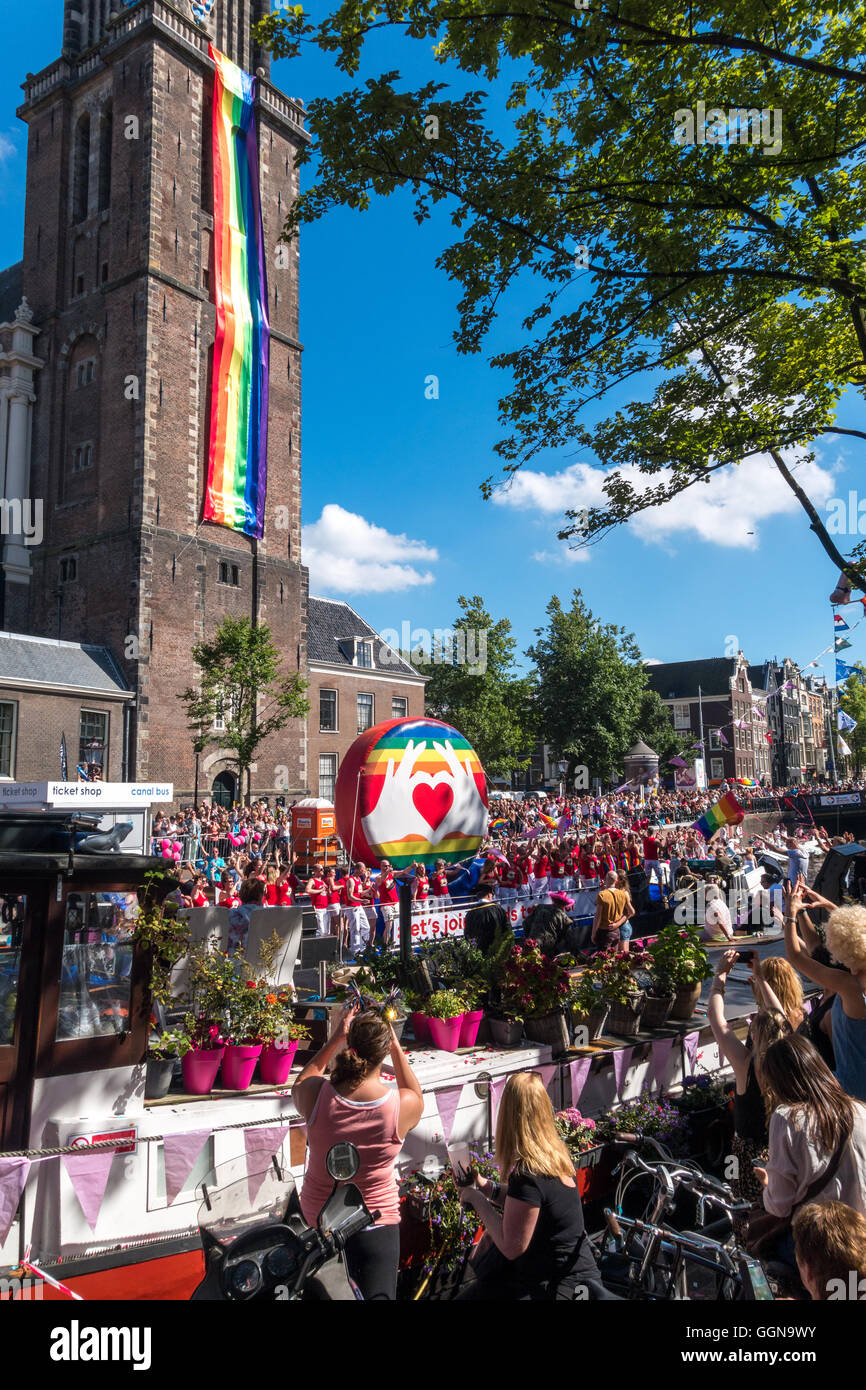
left=683, top=1031, right=700, bottom=1074
left=490, top=1078, right=507, bottom=1124
left=0, top=1156, right=31, bottom=1245
left=569, top=1057, right=592, bottom=1105
left=163, top=1130, right=210, bottom=1207
left=62, top=1148, right=116, bottom=1232
left=535, top=1064, right=557, bottom=1096
left=651, top=1037, right=674, bottom=1092
left=612, top=1046, right=634, bottom=1099
left=244, top=1125, right=290, bottom=1206
left=435, top=1086, right=463, bottom=1146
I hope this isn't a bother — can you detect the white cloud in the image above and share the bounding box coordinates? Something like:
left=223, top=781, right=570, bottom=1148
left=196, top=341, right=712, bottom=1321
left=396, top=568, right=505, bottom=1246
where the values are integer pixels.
left=644, top=658, right=663, bottom=665
left=531, top=546, right=588, bottom=566
left=0, top=134, right=15, bottom=163
left=302, top=503, right=438, bottom=594
left=492, top=450, right=838, bottom=552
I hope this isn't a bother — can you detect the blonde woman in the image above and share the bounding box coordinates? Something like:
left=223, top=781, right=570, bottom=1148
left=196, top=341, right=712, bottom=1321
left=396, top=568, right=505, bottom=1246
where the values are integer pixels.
left=750, top=956, right=805, bottom=1031
left=457, top=1071, right=605, bottom=1300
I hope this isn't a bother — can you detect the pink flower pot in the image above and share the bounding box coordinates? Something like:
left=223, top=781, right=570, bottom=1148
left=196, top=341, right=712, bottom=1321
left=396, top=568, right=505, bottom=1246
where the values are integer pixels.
left=458, top=1009, right=484, bottom=1048
left=428, top=1015, right=464, bottom=1052
left=181, top=1046, right=224, bottom=1096
left=221, top=1043, right=263, bottom=1091
left=259, top=1039, right=299, bottom=1086
left=410, top=1011, right=431, bottom=1043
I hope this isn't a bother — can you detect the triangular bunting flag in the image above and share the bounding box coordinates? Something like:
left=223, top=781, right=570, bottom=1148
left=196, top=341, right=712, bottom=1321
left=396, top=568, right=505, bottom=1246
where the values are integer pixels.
left=62, top=1148, right=116, bottom=1232
left=434, top=1086, right=463, bottom=1146
left=569, top=1057, right=592, bottom=1106
left=682, top=1031, right=700, bottom=1075
left=535, top=1064, right=557, bottom=1096
left=839, top=736, right=852, bottom=757
left=490, top=1077, right=507, bottom=1125
left=163, top=1130, right=211, bottom=1207
left=834, top=614, right=850, bottom=631
left=651, top=1037, right=674, bottom=1092
left=244, top=1125, right=290, bottom=1207
left=835, top=637, right=852, bottom=652
left=612, top=1046, right=634, bottom=1099
left=0, top=1156, right=31, bottom=1245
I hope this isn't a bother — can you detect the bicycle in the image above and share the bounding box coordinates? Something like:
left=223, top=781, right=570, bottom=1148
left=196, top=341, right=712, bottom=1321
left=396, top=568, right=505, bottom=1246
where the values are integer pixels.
left=591, top=1138, right=775, bottom=1300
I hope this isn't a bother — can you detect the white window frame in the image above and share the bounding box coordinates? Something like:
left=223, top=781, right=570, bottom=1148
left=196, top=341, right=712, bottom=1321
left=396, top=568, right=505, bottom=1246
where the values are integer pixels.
left=672, top=702, right=691, bottom=729
left=355, top=639, right=373, bottom=669
left=356, top=691, right=374, bottom=734
left=79, top=708, right=109, bottom=774
left=0, top=699, right=18, bottom=779
left=710, top=758, right=724, bottom=779
left=391, top=695, right=408, bottom=719
left=319, top=688, right=338, bottom=733
left=319, top=753, right=337, bottom=801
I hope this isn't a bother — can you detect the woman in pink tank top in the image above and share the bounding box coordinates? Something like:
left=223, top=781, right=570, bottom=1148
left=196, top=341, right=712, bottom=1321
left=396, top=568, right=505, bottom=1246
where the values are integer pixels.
left=293, top=1005, right=424, bottom=1299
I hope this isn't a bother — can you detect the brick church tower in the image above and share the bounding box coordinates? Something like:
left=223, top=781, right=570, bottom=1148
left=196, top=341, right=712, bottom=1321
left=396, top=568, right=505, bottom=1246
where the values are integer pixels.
left=12, top=0, right=308, bottom=802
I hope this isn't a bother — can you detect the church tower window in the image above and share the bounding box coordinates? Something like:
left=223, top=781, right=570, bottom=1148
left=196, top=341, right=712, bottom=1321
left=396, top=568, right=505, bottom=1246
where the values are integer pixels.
left=72, top=112, right=90, bottom=223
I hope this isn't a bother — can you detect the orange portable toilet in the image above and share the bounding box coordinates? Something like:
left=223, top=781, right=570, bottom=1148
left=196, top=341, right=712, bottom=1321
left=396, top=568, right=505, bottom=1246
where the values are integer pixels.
left=291, top=798, right=338, bottom=871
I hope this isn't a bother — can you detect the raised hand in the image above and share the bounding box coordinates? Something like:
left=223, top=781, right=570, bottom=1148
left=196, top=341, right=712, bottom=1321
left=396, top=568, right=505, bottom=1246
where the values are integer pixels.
left=426, top=741, right=488, bottom=847
left=361, top=740, right=434, bottom=847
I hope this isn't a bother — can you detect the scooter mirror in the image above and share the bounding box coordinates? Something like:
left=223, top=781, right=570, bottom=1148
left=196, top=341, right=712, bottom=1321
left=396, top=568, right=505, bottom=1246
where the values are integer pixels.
left=326, top=1142, right=360, bottom=1181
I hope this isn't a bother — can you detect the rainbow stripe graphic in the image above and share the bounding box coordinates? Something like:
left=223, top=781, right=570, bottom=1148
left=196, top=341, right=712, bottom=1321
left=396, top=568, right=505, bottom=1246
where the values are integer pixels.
left=693, top=791, right=744, bottom=841
left=203, top=47, right=270, bottom=538
left=361, top=719, right=487, bottom=867
left=537, top=812, right=557, bottom=830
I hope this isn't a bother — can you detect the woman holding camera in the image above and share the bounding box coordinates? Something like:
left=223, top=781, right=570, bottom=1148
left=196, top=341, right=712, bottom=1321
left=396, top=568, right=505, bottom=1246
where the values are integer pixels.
left=293, top=1003, right=424, bottom=1300
left=456, top=1071, right=607, bottom=1300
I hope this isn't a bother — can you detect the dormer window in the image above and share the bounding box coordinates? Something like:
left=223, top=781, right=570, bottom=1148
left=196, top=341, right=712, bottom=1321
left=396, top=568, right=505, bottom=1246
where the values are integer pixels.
left=355, top=639, right=373, bottom=669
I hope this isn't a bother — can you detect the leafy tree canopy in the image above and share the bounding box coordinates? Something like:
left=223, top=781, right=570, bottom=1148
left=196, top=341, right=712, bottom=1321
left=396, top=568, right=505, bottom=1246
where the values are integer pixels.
left=257, top=1, right=866, bottom=586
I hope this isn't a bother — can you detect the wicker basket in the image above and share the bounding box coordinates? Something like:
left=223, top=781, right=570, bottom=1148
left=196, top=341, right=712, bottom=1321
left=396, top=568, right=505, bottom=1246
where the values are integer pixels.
left=523, top=1010, right=570, bottom=1053
left=605, top=991, right=646, bottom=1037
left=571, top=1005, right=609, bottom=1041
left=641, top=992, right=675, bottom=1031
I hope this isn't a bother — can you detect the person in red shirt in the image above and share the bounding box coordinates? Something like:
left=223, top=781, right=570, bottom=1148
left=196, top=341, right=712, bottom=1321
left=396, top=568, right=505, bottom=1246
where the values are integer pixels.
left=376, top=860, right=401, bottom=946
left=188, top=874, right=209, bottom=908
left=341, top=869, right=368, bottom=955
left=216, top=870, right=239, bottom=907
left=306, top=865, right=330, bottom=936
left=430, top=860, right=451, bottom=910
left=532, top=850, right=550, bottom=900
left=264, top=864, right=293, bottom=906
left=497, top=860, right=521, bottom=908
left=412, top=863, right=431, bottom=909
left=642, top=831, right=662, bottom=886
left=325, top=867, right=344, bottom=940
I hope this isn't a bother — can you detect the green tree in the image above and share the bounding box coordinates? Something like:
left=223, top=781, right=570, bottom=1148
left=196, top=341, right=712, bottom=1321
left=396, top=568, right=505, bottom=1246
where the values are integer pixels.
left=179, top=617, right=309, bottom=805
left=839, top=669, right=866, bottom=772
left=257, top=2, right=866, bottom=589
left=414, top=594, right=533, bottom=778
left=526, top=590, right=665, bottom=783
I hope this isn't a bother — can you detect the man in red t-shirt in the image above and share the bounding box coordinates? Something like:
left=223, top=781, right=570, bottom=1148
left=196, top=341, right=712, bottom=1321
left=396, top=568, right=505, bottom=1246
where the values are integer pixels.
left=642, top=832, right=662, bottom=886
left=306, top=865, right=330, bottom=936
left=376, top=859, right=400, bottom=945
left=341, top=870, right=368, bottom=955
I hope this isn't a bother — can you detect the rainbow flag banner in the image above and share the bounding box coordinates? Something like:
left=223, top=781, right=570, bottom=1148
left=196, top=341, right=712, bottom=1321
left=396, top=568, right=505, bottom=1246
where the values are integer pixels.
left=537, top=812, right=557, bottom=830
left=693, top=792, right=744, bottom=841
left=203, top=47, right=270, bottom=538
left=490, top=817, right=508, bottom=831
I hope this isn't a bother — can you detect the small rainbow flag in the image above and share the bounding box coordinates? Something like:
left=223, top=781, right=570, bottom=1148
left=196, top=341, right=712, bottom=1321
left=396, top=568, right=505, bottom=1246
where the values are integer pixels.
left=203, top=47, right=270, bottom=538
left=538, top=812, right=557, bottom=830
left=693, top=792, right=744, bottom=841
left=490, top=817, right=508, bottom=831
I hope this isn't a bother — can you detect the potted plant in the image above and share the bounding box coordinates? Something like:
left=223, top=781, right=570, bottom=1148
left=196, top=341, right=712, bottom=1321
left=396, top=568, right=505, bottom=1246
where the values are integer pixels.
left=456, top=979, right=485, bottom=1048
left=593, top=948, right=651, bottom=1037
left=255, top=986, right=311, bottom=1085
left=568, top=963, right=609, bottom=1041
left=594, top=1097, right=689, bottom=1150
left=648, top=925, right=712, bottom=1020
left=641, top=960, right=677, bottom=1030
left=181, top=1017, right=226, bottom=1095
left=425, top=990, right=466, bottom=1052
left=145, top=1027, right=191, bottom=1099
left=554, top=1108, right=608, bottom=1200
left=400, top=1145, right=499, bottom=1296
left=502, top=941, right=572, bottom=1053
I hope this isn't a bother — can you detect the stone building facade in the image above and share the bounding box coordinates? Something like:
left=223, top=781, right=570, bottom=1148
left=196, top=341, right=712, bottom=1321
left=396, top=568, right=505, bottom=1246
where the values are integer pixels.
left=4, top=0, right=308, bottom=803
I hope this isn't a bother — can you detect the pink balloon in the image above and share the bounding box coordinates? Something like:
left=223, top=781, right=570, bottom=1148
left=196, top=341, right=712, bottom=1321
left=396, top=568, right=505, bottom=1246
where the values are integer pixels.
left=160, top=839, right=171, bottom=853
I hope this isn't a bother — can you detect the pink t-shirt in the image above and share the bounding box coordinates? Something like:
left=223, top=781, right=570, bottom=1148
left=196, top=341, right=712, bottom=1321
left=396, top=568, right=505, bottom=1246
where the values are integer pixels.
left=300, top=1081, right=402, bottom=1228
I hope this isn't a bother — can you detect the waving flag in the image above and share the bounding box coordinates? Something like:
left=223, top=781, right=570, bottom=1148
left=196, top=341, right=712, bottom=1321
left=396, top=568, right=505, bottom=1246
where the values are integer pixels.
left=537, top=812, right=557, bottom=831
left=838, top=709, right=858, bottom=732
left=837, top=660, right=859, bottom=682
left=835, top=614, right=850, bottom=631
left=839, top=736, right=853, bottom=757
left=693, top=792, right=744, bottom=841
left=669, top=755, right=688, bottom=768
left=836, top=637, right=852, bottom=652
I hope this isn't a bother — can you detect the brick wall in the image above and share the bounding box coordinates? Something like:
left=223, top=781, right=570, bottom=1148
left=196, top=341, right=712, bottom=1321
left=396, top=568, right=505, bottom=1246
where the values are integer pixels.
left=0, top=686, right=128, bottom=781
left=307, top=668, right=426, bottom=799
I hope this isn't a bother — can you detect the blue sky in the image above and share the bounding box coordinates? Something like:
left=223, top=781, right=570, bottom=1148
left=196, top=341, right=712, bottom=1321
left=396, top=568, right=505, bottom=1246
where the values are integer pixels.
left=0, top=1, right=861, bottom=684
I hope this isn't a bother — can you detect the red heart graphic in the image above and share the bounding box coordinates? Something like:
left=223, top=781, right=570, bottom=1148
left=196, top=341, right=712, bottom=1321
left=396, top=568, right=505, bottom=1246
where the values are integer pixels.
left=412, top=782, right=454, bottom=831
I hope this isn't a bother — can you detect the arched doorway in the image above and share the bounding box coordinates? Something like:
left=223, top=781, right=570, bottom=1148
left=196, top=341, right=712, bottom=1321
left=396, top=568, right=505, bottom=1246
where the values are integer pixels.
left=211, top=771, right=238, bottom=808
